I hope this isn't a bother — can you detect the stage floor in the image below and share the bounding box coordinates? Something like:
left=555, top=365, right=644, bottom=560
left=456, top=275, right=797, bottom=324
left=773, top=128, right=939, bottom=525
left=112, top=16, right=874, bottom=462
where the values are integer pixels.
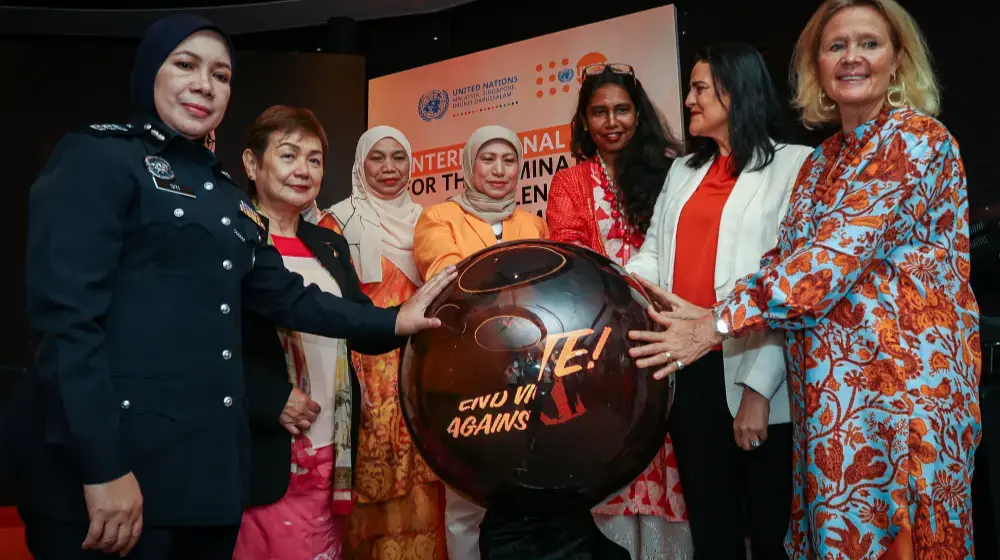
left=0, top=507, right=30, bottom=560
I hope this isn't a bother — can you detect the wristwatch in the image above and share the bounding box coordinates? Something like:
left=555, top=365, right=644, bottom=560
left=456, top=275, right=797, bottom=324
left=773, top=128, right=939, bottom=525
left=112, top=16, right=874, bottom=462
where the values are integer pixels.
left=712, top=306, right=731, bottom=340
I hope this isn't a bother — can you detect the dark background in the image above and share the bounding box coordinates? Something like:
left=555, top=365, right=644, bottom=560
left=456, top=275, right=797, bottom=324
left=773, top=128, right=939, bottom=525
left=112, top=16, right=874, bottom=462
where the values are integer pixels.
left=1, top=0, right=997, bottom=513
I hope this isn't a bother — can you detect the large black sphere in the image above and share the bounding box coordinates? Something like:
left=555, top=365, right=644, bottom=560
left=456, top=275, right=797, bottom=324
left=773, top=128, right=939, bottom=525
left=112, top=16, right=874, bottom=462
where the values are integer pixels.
left=399, top=240, right=673, bottom=512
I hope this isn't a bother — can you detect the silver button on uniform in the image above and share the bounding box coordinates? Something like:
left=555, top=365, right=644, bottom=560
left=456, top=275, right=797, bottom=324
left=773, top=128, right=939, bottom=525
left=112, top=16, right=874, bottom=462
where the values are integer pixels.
left=221, top=303, right=231, bottom=314
left=121, top=400, right=130, bottom=410
left=222, top=349, right=232, bottom=360
left=174, top=208, right=184, bottom=218
left=223, top=396, right=233, bottom=407
left=204, top=181, right=214, bottom=191
left=223, top=260, right=233, bottom=270
left=221, top=217, right=231, bottom=226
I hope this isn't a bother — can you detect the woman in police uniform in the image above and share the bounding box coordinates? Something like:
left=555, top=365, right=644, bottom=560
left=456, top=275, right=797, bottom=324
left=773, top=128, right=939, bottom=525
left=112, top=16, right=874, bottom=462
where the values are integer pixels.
left=11, top=15, right=455, bottom=560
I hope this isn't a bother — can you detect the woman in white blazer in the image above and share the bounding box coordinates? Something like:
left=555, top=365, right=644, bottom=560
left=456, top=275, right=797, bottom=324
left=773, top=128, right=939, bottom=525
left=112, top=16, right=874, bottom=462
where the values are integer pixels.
left=625, top=43, right=812, bottom=560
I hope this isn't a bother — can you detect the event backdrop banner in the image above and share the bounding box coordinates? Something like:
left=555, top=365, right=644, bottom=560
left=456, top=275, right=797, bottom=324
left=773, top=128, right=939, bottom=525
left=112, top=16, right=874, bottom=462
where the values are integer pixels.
left=367, top=5, right=683, bottom=217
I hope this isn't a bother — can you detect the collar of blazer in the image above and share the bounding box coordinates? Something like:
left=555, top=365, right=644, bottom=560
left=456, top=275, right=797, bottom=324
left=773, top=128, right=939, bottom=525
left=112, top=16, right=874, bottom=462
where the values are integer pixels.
left=663, top=140, right=805, bottom=293
left=260, top=213, right=360, bottom=300
left=460, top=204, right=524, bottom=248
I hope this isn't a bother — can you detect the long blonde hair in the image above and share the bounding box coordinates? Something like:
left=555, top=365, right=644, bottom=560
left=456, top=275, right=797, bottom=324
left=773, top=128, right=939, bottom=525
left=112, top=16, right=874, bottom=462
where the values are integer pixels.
left=791, top=0, right=940, bottom=128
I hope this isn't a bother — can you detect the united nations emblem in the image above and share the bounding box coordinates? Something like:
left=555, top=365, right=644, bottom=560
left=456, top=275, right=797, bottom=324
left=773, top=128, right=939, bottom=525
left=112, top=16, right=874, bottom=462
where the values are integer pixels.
left=144, top=155, right=175, bottom=181
left=417, top=89, right=450, bottom=122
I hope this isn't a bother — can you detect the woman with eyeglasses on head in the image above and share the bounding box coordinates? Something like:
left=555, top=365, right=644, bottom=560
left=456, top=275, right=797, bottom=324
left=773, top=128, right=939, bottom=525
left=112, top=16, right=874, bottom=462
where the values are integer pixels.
left=625, top=42, right=812, bottom=559
left=546, top=62, right=691, bottom=559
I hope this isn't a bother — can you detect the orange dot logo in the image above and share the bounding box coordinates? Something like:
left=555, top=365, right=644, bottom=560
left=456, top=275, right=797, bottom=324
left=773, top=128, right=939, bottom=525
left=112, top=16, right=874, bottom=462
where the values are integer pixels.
left=576, top=52, right=608, bottom=84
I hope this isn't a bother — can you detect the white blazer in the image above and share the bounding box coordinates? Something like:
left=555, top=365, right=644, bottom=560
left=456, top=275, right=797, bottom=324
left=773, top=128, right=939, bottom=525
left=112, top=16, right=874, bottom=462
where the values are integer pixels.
left=626, top=142, right=813, bottom=425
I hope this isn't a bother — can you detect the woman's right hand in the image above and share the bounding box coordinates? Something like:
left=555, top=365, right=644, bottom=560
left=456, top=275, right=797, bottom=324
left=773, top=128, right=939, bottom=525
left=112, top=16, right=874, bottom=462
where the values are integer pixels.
left=395, top=265, right=458, bottom=335
left=734, top=386, right=769, bottom=451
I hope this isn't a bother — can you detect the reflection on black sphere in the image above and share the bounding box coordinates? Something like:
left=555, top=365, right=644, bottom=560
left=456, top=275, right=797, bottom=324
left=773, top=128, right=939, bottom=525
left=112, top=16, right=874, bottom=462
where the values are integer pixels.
left=399, top=240, right=672, bottom=513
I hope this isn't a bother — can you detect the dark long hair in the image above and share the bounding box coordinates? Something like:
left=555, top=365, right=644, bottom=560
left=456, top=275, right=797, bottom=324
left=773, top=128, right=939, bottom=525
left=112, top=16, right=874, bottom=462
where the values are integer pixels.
left=687, top=42, right=787, bottom=174
left=570, top=69, right=681, bottom=234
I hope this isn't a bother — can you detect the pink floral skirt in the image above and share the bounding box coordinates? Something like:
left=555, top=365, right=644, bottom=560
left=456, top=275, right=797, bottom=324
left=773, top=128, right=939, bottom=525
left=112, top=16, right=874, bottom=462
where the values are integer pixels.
left=234, top=445, right=344, bottom=560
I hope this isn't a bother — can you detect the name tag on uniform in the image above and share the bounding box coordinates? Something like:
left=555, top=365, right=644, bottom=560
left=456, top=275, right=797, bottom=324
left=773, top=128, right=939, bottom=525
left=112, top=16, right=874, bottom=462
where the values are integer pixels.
left=152, top=176, right=197, bottom=199
left=240, top=200, right=265, bottom=230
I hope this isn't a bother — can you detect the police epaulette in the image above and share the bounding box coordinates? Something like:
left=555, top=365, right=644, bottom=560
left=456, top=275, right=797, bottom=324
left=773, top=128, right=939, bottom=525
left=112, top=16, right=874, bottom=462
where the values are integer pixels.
left=86, top=123, right=138, bottom=137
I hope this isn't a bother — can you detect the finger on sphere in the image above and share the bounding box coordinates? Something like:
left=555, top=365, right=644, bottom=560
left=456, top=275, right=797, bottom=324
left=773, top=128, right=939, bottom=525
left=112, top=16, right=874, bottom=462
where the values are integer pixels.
left=629, top=342, right=667, bottom=358
left=652, top=365, right=674, bottom=380
left=636, top=352, right=674, bottom=368
left=628, top=330, right=663, bottom=342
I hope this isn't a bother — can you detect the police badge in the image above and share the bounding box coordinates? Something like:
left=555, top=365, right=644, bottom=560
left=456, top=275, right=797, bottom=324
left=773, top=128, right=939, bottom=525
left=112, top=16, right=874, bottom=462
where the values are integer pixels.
left=145, top=156, right=175, bottom=181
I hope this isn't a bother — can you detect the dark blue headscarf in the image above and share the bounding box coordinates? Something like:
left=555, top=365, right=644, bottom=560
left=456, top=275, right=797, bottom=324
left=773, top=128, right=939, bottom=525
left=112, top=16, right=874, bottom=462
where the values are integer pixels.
left=130, top=14, right=235, bottom=117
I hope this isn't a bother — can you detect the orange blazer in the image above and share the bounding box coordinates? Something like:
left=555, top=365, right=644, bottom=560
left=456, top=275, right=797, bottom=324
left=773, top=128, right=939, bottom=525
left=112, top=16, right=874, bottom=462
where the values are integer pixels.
left=413, top=201, right=550, bottom=280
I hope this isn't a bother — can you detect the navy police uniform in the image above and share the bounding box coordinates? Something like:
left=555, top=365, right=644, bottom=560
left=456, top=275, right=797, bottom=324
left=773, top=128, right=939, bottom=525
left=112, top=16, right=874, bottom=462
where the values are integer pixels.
left=12, top=117, right=399, bottom=555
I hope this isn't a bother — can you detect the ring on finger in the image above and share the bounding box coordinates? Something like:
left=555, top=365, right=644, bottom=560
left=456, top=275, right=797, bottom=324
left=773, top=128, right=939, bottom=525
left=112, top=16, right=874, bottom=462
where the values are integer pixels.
left=675, top=360, right=685, bottom=371
left=663, top=351, right=672, bottom=362
left=750, top=439, right=761, bottom=449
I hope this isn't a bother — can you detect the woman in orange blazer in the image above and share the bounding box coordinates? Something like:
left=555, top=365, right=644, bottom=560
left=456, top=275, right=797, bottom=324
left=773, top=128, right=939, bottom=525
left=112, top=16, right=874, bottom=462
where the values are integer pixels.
left=412, top=124, right=547, bottom=560
left=414, top=125, right=548, bottom=280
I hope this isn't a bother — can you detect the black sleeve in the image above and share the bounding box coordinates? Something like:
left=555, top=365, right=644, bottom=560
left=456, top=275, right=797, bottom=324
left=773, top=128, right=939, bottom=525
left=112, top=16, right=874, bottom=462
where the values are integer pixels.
left=24, top=134, right=133, bottom=485
left=334, top=237, right=407, bottom=356
left=242, top=242, right=400, bottom=342
left=245, top=359, right=293, bottom=431
left=242, top=312, right=294, bottom=431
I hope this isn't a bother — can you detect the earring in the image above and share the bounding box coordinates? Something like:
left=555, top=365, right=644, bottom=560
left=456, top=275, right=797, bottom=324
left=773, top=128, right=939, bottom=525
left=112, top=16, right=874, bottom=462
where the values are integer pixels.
left=819, top=90, right=836, bottom=112
left=887, top=73, right=907, bottom=108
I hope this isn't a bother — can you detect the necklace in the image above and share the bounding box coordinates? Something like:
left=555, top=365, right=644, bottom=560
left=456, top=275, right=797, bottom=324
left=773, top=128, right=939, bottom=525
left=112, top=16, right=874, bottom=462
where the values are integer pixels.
left=597, top=155, right=624, bottom=222
left=596, top=155, right=641, bottom=261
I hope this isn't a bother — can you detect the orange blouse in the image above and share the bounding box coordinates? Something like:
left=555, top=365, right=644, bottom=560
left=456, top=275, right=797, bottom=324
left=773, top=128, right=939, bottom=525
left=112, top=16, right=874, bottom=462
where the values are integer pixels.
left=671, top=155, right=737, bottom=310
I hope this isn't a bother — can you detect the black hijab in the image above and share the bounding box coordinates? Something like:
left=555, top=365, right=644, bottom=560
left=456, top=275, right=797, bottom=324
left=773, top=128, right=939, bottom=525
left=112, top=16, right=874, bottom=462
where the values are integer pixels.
left=130, top=14, right=235, bottom=118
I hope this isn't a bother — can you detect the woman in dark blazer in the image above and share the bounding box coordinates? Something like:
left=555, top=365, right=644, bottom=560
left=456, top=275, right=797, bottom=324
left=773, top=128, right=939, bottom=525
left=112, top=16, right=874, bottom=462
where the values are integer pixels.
left=233, top=105, right=402, bottom=559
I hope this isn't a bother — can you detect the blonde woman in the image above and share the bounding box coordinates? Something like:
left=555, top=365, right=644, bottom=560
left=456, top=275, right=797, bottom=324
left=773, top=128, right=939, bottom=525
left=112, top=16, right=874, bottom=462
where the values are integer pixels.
left=628, top=1, right=980, bottom=558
